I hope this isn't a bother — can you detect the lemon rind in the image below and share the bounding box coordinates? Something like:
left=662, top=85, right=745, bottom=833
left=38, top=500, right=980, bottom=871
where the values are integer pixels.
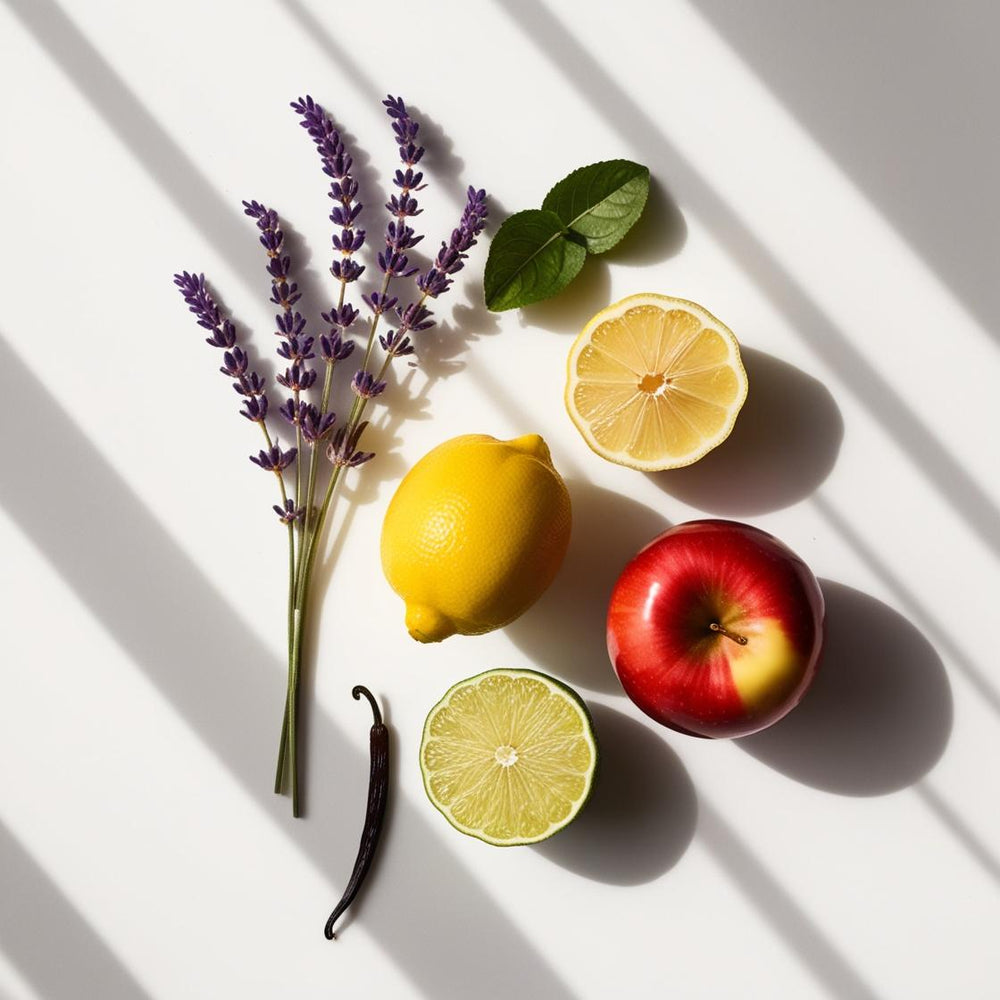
left=565, top=293, right=749, bottom=471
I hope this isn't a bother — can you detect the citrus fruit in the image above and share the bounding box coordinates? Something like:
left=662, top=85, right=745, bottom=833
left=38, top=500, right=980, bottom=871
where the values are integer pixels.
left=565, top=293, right=748, bottom=470
left=419, top=668, right=598, bottom=845
left=380, top=433, right=572, bottom=643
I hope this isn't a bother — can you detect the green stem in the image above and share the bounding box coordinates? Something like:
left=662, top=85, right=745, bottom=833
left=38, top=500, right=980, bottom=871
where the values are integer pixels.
left=294, top=389, right=303, bottom=536
left=274, top=521, right=296, bottom=793
left=287, top=606, right=303, bottom=816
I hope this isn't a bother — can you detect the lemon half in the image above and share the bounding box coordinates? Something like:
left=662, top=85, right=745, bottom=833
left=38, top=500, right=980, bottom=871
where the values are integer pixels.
left=565, top=293, right=748, bottom=470
left=420, top=669, right=598, bottom=846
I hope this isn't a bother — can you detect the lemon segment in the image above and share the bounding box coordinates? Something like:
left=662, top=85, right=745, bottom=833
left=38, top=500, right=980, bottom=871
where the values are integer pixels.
left=419, top=669, right=598, bottom=846
left=565, top=294, right=748, bottom=470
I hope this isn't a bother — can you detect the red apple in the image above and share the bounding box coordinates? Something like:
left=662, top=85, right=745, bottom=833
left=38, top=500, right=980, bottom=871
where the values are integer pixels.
left=607, top=519, right=824, bottom=738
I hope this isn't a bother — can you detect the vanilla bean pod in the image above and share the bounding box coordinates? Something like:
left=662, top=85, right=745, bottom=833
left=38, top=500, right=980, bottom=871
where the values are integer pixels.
left=325, top=685, right=389, bottom=939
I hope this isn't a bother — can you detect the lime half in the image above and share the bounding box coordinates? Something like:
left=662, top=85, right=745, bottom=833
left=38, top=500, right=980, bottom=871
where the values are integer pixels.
left=420, top=669, right=598, bottom=846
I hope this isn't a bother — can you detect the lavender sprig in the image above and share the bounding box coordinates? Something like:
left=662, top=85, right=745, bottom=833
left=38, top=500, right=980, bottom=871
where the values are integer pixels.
left=376, top=95, right=425, bottom=283
left=243, top=199, right=318, bottom=519
left=418, top=187, right=489, bottom=299
left=291, top=95, right=366, bottom=288
left=176, top=94, right=488, bottom=820
left=172, top=272, right=290, bottom=500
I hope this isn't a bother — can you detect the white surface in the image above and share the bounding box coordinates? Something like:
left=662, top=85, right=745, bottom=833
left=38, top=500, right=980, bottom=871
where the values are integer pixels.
left=2, top=1, right=999, bottom=997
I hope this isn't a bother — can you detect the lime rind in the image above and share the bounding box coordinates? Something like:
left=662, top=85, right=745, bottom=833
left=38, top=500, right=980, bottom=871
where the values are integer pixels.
left=419, top=668, right=599, bottom=846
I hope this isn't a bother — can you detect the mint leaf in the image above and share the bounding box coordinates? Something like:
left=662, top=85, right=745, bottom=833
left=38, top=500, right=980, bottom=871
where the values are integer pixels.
left=484, top=209, right=586, bottom=311
left=542, top=160, right=650, bottom=255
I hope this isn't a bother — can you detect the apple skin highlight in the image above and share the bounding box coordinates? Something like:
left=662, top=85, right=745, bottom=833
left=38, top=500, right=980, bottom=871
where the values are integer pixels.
left=607, top=520, right=825, bottom=739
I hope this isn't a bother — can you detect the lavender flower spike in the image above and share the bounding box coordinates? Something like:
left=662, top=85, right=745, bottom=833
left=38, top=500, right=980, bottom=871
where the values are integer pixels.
left=375, top=95, right=426, bottom=283
left=173, top=271, right=273, bottom=422
left=290, top=95, right=366, bottom=286
left=418, top=187, right=489, bottom=299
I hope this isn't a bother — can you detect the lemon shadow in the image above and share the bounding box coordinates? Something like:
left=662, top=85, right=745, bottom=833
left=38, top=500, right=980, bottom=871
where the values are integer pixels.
left=647, top=347, right=843, bottom=515
left=505, top=481, right=671, bottom=694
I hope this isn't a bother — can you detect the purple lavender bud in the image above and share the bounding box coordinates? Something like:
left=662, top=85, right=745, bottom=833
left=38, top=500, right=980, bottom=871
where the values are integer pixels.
left=333, top=228, right=366, bottom=254
left=320, top=330, right=356, bottom=362
left=417, top=268, right=451, bottom=299
left=233, top=372, right=268, bottom=397
left=220, top=347, right=249, bottom=378
left=328, top=421, right=375, bottom=468
left=273, top=498, right=306, bottom=524
left=363, top=292, right=399, bottom=316
left=379, top=329, right=414, bottom=357
left=331, top=259, right=365, bottom=283
left=385, top=221, right=422, bottom=251
left=393, top=168, right=424, bottom=192
left=276, top=364, right=318, bottom=392
left=377, top=249, right=419, bottom=279
left=386, top=194, right=422, bottom=220
left=250, top=442, right=297, bottom=472
left=270, top=280, right=301, bottom=309
left=398, top=301, right=434, bottom=332
left=240, top=394, right=269, bottom=422
left=278, top=398, right=311, bottom=426
left=320, top=302, right=359, bottom=329
left=351, top=370, right=387, bottom=399
left=302, top=407, right=337, bottom=443
left=276, top=335, right=316, bottom=362
left=274, top=312, right=306, bottom=338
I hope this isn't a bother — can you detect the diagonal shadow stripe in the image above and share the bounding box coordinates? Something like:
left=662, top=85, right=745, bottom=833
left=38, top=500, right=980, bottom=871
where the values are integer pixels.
left=492, top=0, right=1000, bottom=564
left=914, top=783, right=1000, bottom=887
left=689, top=0, right=1000, bottom=345
left=3, top=0, right=260, bottom=296
left=0, top=331, right=578, bottom=1000
left=811, top=493, right=1000, bottom=717
left=698, top=801, right=884, bottom=1000
left=0, top=818, right=152, bottom=1000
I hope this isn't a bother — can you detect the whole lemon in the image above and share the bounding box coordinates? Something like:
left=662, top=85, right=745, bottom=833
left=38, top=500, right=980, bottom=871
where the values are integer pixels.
left=380, top=433, right=572, bottom=642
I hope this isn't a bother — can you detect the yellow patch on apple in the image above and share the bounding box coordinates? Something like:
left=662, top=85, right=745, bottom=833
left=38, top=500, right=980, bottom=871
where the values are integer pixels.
left=726, top=617, right=803, bottom=716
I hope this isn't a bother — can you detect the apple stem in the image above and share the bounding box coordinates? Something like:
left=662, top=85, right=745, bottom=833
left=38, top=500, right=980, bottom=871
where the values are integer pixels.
left=710, top=622, right=748, bottom=646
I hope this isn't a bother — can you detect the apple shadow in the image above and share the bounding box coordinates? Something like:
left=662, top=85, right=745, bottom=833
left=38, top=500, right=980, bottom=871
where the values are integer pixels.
left=740, top=579, right=953, bottom=795
left=534, top=703, right=698, bottom=884
left=505, top=481, right=671, bottom=694
left=647, top=348, right=844, bottom=516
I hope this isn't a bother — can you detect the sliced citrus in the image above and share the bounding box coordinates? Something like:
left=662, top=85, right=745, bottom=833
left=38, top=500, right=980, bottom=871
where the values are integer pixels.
left=419, top=669, right=598, bottom=846
left=565, top=293, right=748, bottom=470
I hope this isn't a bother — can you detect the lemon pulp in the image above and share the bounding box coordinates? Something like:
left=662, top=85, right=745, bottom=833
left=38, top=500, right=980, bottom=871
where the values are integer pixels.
left=565, top=293, right=748, bottom=470
left=420, top=669, right=598, bottom=846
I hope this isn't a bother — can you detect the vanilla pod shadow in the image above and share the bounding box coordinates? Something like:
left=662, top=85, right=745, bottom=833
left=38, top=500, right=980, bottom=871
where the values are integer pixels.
left=534, top=702, right=697, bottom=884
left=648, top=347, right=843, bottom=516
left=740, top=579, right=953, bottom=794
left=505, top=481, right=671, bottom=695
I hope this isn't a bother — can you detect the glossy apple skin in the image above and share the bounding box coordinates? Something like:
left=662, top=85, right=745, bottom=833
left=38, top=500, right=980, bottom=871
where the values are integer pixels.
left=607, top=520, right=824, bottom=738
